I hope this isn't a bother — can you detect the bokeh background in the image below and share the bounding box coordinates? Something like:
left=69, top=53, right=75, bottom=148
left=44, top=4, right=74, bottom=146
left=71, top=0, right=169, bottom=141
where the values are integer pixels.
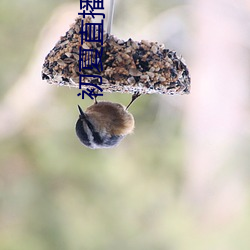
left=1, top=0, right=250, bottom=249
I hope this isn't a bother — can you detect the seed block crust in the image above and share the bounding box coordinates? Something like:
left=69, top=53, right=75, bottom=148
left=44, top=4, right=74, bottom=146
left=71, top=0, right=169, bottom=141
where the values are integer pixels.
left=42, top=16, right=190, bottom=95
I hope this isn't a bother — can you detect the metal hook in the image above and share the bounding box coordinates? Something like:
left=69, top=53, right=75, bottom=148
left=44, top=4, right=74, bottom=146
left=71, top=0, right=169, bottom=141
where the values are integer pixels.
left=107, top=0, right=115, bottom=35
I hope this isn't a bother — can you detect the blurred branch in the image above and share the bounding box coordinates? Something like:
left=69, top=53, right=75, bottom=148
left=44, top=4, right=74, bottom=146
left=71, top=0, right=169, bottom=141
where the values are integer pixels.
left=0, top=3, right=80, bottom=139
left=184, top=0, right=250, bottom=225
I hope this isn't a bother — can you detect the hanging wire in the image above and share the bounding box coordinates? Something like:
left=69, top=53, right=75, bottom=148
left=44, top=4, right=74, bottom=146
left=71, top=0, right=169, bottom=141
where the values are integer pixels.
left=107, top=0, right=115, bottom=35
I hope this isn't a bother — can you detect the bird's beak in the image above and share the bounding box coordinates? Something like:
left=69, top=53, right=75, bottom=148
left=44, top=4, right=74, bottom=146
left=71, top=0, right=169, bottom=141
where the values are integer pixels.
left=77, top=105, right=86, bottom=119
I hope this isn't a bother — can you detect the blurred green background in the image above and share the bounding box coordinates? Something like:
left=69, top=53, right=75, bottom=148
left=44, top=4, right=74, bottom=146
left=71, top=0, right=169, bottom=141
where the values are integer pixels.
left=1, top=0, right=250, bottom=249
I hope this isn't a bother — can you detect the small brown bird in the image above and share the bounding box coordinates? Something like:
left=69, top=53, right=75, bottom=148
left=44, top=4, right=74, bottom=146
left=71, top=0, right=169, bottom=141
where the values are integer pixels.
left=75, top=93, right=140, bottom=149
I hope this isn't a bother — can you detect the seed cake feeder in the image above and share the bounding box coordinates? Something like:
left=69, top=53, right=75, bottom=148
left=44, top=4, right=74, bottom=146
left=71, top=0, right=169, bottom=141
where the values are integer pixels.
left=42, top=2, right=190, bottom=96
